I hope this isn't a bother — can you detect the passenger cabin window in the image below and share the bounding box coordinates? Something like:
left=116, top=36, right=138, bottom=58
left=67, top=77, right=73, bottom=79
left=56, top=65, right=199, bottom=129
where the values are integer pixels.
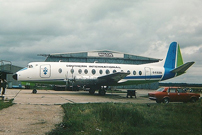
left=133, top=70, right=136, bottom=75
left=84, top=69, right=88, bottom=74
left=106, top=69, right=110, bottom=74
left=139, top=71, right=142, bottom=75
left=92, top=69, right=96, bottom=75
left=113, top=70, right=117, bottom=73
left=127, top=70, right=130, bottom=74
left=58, top=68, right=62, bottom=73
left=71, top=69, right=74, bottom=74
left=78, top=69, right=82, bottom=74
left=99, top=70, right=103, bottom=74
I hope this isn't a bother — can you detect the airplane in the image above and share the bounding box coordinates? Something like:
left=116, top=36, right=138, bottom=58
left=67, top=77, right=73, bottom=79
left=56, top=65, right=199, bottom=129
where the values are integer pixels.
left=13, top=42, right=194, bottom=95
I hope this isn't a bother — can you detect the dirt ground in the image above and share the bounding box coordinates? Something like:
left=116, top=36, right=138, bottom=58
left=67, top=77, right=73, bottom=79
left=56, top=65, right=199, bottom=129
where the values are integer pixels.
left=0, top=104, right=64, bottom=135
left=0, top=89, right=153, bottom=135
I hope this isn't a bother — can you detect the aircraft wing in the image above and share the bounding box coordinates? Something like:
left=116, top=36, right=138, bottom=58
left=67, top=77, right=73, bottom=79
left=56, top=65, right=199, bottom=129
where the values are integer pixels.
left=171, top=61, right=195, bottom=75
left=97, top=72, right=130, bottom=84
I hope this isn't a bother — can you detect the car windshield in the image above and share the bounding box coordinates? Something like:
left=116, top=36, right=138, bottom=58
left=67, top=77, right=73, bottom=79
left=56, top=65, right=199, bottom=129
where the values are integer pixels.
left=156, top=87, right=165, bottom=92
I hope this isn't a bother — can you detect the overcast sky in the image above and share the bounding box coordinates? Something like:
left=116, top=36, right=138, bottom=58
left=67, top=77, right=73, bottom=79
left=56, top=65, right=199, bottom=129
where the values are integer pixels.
left=0, top=0, right=201, bottom=83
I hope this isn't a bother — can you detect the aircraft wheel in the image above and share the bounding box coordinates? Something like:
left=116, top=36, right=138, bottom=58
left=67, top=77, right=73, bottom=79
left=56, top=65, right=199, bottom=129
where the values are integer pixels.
left=32, top=89, right=37, bottom=94
left=89, top=89, right=95, bottom=95
left=99, top=89, right=106, bottom=96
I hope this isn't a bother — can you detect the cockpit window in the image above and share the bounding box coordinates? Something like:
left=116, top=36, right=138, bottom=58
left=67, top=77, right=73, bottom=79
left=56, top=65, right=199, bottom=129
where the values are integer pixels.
left=28, top=65, right=33, bottom=68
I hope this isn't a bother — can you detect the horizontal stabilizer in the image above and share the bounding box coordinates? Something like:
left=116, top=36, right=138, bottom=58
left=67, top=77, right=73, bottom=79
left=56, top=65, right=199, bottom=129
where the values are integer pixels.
left=98, top=72, right=130, bottom=82
left=171, top=61, right=195, bottom=74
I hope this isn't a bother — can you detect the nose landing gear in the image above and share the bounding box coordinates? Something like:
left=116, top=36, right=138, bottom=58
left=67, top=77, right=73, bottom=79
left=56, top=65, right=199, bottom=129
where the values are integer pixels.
left=32, top=89, right=37, bottom=94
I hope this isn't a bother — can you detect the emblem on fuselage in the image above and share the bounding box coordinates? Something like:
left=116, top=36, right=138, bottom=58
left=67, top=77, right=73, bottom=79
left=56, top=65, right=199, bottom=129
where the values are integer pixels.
left=43, top=67, right=48, bottom=75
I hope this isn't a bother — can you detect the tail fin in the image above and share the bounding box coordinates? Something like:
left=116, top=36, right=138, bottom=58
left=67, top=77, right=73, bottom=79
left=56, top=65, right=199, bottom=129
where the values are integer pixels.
left=164, top=42, right=183, bottom=69
left=162, top=42, right=194, bottom=80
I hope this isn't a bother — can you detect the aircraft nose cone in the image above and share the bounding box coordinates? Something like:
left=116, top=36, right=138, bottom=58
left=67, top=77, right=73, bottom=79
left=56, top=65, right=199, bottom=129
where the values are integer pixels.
left=13, top=74, right=18, bottom=80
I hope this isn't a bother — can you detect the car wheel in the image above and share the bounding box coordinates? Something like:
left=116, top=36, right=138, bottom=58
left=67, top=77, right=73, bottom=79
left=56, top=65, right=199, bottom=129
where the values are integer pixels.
left=190, top=97, right=196, bottom=103
left=163, top=98, right=169, bottom=103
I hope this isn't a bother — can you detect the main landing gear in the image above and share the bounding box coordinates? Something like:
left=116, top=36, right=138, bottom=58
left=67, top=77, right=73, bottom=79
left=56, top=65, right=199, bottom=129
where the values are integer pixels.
left=89, top=86, right=107, bottom=96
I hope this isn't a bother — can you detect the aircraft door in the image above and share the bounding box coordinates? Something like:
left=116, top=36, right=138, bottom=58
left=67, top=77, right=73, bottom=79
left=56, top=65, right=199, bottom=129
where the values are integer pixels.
left=145, top=67, right=151, bottom=80
left=40, top=65, right=51, bottom=78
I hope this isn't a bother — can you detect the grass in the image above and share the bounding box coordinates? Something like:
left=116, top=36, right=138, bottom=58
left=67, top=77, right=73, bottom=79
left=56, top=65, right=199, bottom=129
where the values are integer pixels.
left=48, top=101, right=201, bottom=135
left=0, top=99, right=14, bottom=110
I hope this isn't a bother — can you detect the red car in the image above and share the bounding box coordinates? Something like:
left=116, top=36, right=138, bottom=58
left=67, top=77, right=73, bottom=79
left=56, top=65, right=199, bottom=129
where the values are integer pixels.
left=148, top=87, right=200, bottom=103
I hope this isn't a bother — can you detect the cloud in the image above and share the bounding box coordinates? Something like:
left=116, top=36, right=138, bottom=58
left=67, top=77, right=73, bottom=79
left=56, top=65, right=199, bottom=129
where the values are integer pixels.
left=0, top=0, right=201, bottom=83
left=181, top=45, right=202, bottom=55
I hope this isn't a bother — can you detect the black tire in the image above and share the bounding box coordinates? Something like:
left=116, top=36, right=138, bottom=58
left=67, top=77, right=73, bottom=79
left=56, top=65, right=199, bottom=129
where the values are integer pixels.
left=190, top=97, right=196, bottom=103
left=32, top=89, right=37, bottom=94
left=163, top=98, right=169, bottom=103
left=89, top=88, right=95, bottom=95
left=99, top=89, right=106, bottom=96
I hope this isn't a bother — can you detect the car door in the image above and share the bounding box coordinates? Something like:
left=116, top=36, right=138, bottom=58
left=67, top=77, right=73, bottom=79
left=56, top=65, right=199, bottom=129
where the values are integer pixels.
left=168, top=88, right=178, bottom=102
left=177, top=88, right=190, bottom=102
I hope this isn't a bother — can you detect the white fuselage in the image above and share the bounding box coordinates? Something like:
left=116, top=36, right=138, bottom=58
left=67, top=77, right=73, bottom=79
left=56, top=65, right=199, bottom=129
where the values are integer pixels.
left=16, top=61, right=165, bottom=86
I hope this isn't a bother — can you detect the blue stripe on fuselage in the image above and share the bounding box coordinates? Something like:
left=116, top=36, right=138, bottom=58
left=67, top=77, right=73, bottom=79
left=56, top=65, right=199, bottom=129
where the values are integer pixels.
left=125, top=75, right=162, bottom=80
